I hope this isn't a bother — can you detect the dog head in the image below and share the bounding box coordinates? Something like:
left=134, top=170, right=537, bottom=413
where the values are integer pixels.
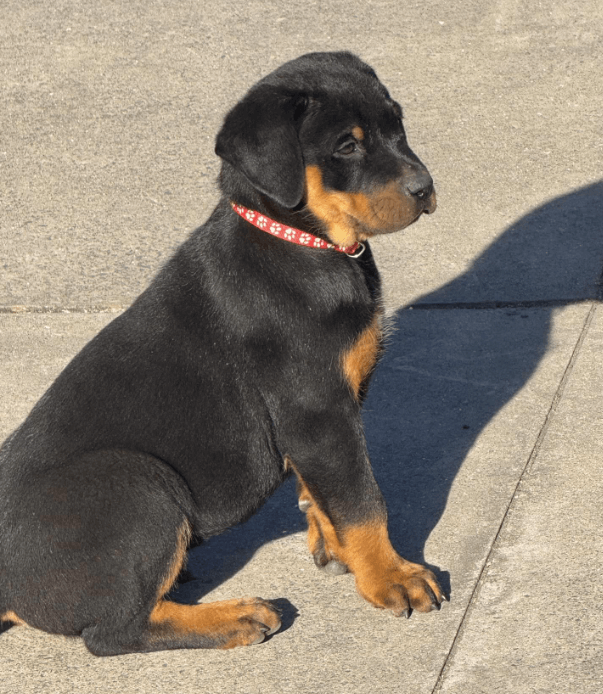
left=216, top=52, right=436, bottom=248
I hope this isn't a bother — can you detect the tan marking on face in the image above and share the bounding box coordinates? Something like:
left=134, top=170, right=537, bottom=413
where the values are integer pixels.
left=305, top=166, right=422, bottom=246
left=360, top=179, right=424, bottom=233
left=351, top=126, right=365, bottom=141
left=305, top=165, right=363, bottom=247
left=341, top=314, right=383, bottom=399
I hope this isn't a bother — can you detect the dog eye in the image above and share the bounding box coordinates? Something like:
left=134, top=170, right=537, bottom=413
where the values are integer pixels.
left=336, top=140, right=359, bottom=156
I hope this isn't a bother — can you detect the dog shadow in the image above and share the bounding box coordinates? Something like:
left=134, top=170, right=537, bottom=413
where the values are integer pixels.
left=175, top=180, right=603, bottom=607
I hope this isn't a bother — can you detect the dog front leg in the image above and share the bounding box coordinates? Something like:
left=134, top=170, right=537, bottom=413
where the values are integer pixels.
left=284, top=424, right=446, bottom=617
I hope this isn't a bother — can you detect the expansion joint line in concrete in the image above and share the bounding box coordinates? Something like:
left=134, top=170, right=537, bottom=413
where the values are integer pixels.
left=405, top=298, right=596, bottom=310
left=431, top=300, right=599, bottom=694
left=0, top=306, right=126, bottom=314
left=2, top=297, right=601, bottom=315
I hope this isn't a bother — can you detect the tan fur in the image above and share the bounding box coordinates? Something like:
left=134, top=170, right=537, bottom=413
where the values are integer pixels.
left=305, top=165, right=424, bottom=247
left=149, top=598, right=280, bottom=649
left=342, top=314, right=383, bottom=398
left=0, top=610, right=26, bottom=626
left=155, top=520, right=192, bottom=601
left=148, top=520, right=279, bottom=648
left=291, top=466, right=444, bottom=614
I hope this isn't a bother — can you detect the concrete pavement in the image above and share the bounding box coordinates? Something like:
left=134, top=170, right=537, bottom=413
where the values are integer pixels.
left=1, top=1, right=602, bottom=692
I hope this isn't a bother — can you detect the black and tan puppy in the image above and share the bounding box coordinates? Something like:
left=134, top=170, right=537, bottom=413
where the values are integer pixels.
left=0, top=52, right=444, bottom=656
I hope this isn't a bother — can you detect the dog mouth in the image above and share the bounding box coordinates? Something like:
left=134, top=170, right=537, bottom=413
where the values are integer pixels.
left=303, top=165, right=436, bottom=246
left=353, top=189, right=437, bottom=240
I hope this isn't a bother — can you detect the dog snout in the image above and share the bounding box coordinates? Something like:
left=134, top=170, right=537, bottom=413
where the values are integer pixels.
left=403, top=166, right=436, bottom=214
left=405, top=168, right=434, bottom=200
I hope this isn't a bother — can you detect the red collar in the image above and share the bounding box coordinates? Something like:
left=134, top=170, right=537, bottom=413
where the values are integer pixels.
left=231, top=202, right=365, bottom=257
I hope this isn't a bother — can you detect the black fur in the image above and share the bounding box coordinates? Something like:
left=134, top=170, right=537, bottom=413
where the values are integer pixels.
left=0, top=52, right=439, bottom=655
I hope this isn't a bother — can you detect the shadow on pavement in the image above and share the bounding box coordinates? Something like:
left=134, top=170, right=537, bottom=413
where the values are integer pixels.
left=177, top=180, right=603, bottom=603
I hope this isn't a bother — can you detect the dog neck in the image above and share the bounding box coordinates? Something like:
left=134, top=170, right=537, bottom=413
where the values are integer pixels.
left=219, top=162, right=363, bottom=256
left=230, top=202, right=364, bottom=256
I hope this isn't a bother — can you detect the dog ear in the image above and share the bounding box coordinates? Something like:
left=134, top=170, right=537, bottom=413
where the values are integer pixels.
left=215, top=88, right=307, bottom=208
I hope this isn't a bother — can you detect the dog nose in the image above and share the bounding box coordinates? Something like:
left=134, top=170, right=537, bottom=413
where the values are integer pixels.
left=405, top=170, right=434, bottom=200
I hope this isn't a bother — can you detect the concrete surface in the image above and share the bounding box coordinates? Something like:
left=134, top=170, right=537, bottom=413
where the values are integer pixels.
left=437, top=305, right=603, bottom=693
left=1, top=1, right=602, bottom=692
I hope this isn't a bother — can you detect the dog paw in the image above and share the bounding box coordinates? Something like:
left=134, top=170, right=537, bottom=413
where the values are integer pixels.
left=356, top=561, right=447, bottom=617
left=211, top=597, right=282, bottom=648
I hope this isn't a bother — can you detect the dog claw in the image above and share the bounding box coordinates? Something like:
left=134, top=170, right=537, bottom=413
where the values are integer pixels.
left=265, top=621, right=281, bottom=636
left=393, top=607, right=411, bottom=619
left=253, top=618, right=281, bottom=644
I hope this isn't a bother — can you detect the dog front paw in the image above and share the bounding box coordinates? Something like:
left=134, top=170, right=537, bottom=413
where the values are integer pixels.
left=356, top=560, right=447, bottom=617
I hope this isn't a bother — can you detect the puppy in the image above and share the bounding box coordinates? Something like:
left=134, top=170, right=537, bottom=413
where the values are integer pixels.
left=0, top=52, right=443, bottom=656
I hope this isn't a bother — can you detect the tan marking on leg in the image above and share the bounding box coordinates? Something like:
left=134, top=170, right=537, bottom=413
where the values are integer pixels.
left=148, top=521, right=279, bottom=649
left=290, top=464, right=444, bottom=614
left=341, top=314, right=383, bottom=399
left=156, top=520, right=192, bottom=600
left=340, top=522, right=444, bottom=614
left=296, top=478, right=313, bottom=512
left=0, top=522, right=189, bottom=636
left=1, top=610, right=26, bottom=626
left=300, top=487, right=337, bottom=566
left=305, top=507, right=324, bottom=558
left=306, top=500, right=342, bottom=563
left=289, top=463, right=342, bottom=565
left=149, top=598, right=281, bottom=649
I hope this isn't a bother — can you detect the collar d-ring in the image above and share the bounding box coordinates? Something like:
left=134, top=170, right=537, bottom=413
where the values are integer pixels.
left=345, top=242, right=366, bottom=258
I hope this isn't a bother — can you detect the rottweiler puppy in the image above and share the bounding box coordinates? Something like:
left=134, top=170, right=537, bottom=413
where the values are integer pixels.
left=0, top=51, right=444, bottom=656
